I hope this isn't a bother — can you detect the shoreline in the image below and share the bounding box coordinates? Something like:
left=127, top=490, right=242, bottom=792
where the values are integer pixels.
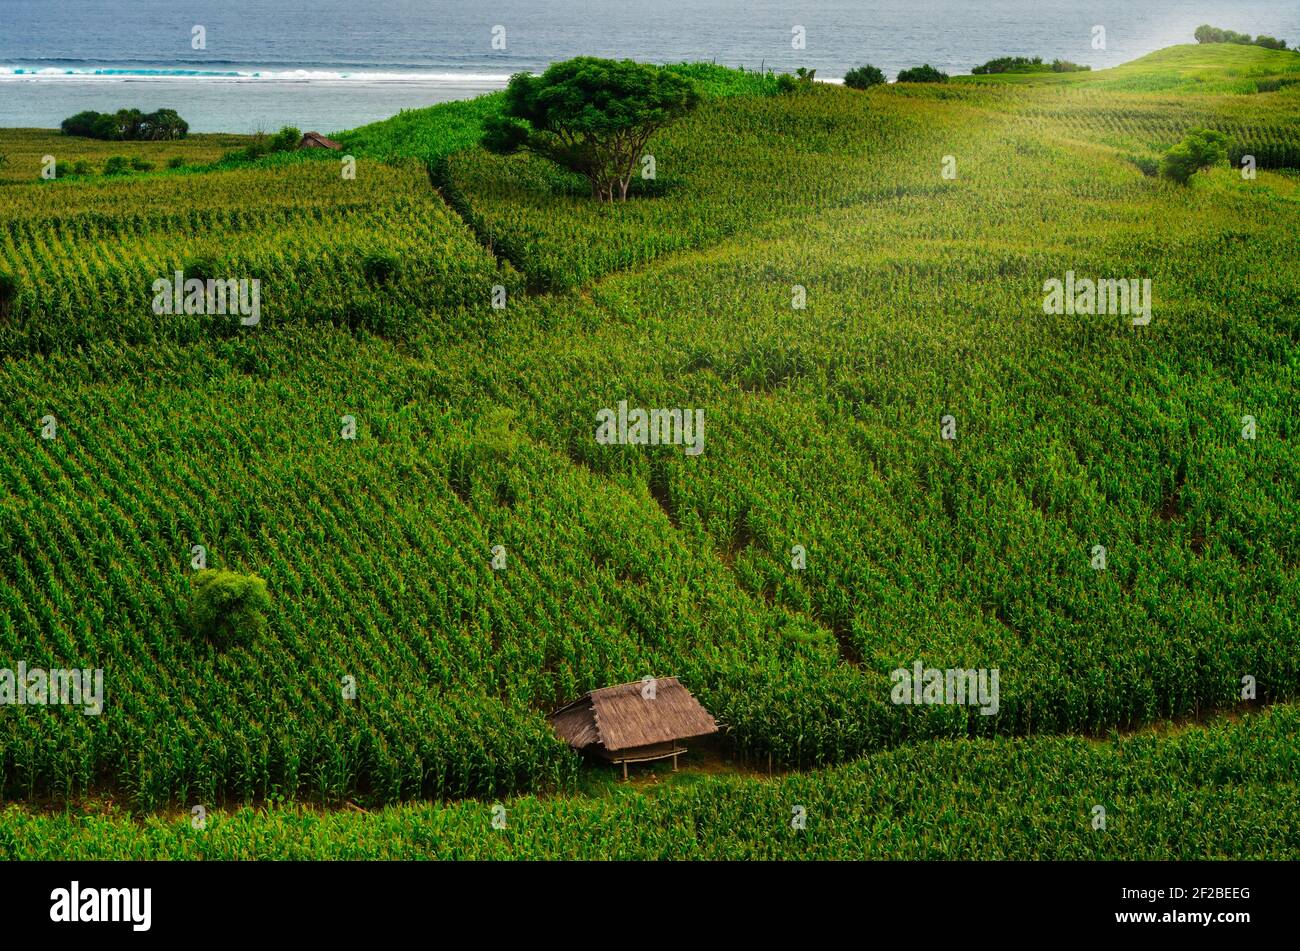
left=0, top=69, right=516, bottom=85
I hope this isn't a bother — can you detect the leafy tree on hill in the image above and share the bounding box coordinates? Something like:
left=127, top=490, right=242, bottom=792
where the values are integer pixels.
left=776, top=67, right=819, bottom=94
left=482, top=57, right=700, bottom=202
left=112, top=109, right=146, bottom=139
left=843, top=64, right=886, bottom=89
left=896, top=64, right=949, bottom=83
left=61, top=110, right=120, bottom=139
left=139, top=108, right=190, bottom=140
left=1159, top=127, right=1229, bottom=185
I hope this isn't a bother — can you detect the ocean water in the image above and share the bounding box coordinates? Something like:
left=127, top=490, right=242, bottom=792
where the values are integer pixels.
left=1, top=0, right=1297, bottom=132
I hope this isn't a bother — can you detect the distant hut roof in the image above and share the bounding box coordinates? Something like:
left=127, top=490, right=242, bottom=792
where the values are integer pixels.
left=299, top=131, right=343, bottom=150
left=548, top=677, right=718, bottom=753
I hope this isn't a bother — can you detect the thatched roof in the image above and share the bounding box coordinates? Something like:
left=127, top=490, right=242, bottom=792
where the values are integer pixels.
left=299, top=131, right=342, bottom=150
left=548, top=677, right=718, bottom=753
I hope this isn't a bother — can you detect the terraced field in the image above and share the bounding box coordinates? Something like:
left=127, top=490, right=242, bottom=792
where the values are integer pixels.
left=0, top=43, right=1296, bottom=856
left=0, top=157, right=516, bottom=353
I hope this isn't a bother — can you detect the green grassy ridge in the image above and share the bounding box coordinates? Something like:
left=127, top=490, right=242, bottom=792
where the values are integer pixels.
left=440, top=46, right=1300, bottom=293
left=441, top=86, right=957, bottom=291
left=955, top=44, right=1300, bottom=93
left=2, top=705, right=1296, bottom=859
left=336, top=62, right=780, bottom=165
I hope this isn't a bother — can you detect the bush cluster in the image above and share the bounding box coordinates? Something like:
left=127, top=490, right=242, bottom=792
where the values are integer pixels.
left=972, top=56, right=1091, bottom=74
left=843, top=64, right=886, bottom=89
left=223, top=126, right=302, bottom=164
left=896, top=64, right=948, bottom=83
left=1194, top=25, right=1288, bottom=50
left=61, top=108, right=189, bottom=141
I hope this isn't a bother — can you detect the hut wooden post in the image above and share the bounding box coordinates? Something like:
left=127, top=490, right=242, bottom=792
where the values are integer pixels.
left=622, top=761, right=628, bottom=782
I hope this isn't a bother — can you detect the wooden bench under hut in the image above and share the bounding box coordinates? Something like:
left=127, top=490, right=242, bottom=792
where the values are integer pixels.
left=548, top=677, right=718, bottom=779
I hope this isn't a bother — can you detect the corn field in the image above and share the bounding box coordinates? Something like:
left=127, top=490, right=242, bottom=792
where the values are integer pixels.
left=0, top=41, right=1297, bottom=849
left=2, top=705, right=1298, bottom=859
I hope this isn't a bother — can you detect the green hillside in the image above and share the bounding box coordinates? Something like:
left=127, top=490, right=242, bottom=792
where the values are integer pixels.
left=0, top=43, right=1296, bottom=855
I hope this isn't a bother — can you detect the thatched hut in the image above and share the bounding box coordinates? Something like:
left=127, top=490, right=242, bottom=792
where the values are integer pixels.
left=548, top=677, right=718, bottom=779
left=299, top=131, right=343, bottom=150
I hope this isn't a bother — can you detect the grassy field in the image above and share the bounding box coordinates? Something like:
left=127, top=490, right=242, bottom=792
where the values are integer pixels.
left=0, top=129, right=251, bottom=184
left=0, top=43, right=1296, bottom=856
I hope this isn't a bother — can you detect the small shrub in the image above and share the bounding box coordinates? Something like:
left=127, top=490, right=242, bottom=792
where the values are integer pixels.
left=130, top=157, right=154, bottom=172
left=236, top=132, right=273, bottom=162
left=102, top=156, right=131, bottom=175
left=1255, top=76, right=1300, bottom=93
left=362, top=250, right=400, bottom=285
left=1159, top=128, right=1229, bottom=185
left=190, top=569, right=271, bottom=649
left=71, top=160, right=92, bottom=176
left=1051, top=59, right=1091, bottom=72
left=167, top=157, right=187, bottom=169
left=776, top=69, right=818, bottom=93
left=1130, top=155, right=1160, bottom=177
left=0, top=271, right=17, bottom=317
left=270, top=126, right=302, bottom=153
left=896, top=64, right=949, bottom=83
left=182, top=254, right=220, bottom=283
left=224, top=126, right=302, bottom=165
left=843, top=64, right=885, bottom=89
